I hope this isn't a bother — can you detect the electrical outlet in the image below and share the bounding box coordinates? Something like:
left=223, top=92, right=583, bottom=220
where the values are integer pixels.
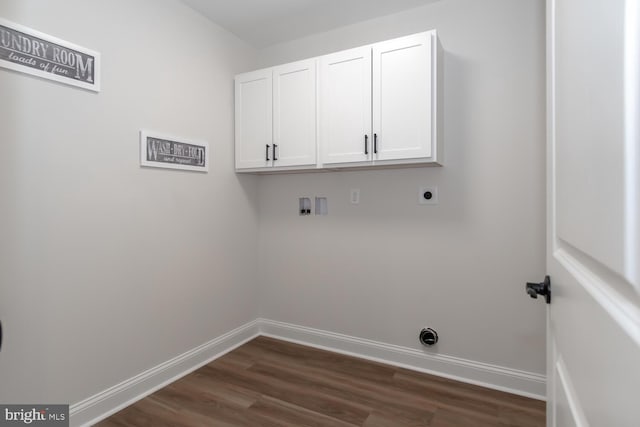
left=350, top=189, right=360, bottom=204
left=419, top=186, right=438, bottom=205
left=315, top=197, right=328, bottom=215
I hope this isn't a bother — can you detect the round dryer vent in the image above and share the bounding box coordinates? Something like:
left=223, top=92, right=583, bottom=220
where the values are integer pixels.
left=419, top=327, right=438, bottom=346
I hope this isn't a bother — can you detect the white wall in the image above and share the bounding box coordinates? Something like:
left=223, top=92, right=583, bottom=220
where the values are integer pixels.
left=255, top=0, right=547, bottom=376
left=0, top=0, right=259, bottom=407
left=0, top=0, right=546, bottom=414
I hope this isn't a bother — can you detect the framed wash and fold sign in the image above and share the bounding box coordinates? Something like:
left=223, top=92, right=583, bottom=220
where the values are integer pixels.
left=0, top=17, right=100, bottom=91
left=140, top=130, right=209, bottom=172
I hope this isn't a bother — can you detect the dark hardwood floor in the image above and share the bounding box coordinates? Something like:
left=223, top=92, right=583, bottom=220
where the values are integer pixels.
left=96, top=336, right=545, bottom=426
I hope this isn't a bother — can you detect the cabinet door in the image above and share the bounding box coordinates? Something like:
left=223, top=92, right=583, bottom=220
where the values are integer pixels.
left=235, top=69, right=273, bottom=169
left=372, top=32, right=433, bottom=161
left=273, top=59, right=317, bottom=168
left=320, top=46, right=372, bottom=165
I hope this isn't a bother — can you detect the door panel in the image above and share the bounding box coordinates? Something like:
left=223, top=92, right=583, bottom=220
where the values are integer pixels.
left=235, top=69, right=272, bottom=169
left=320, top=46, right=372, bottom=165
left=554, top=357, right=582, bottom=427
left=549, top=251, right=640, bottom=426
left=554, top=0, right=626, bottom=278
left=373, top=32, right=432, bottom=161
left=547, top=0, right=640, bottom=426
left=273, top=59, right=317, bottom=168
left=624, top=0, right=640, bottom=291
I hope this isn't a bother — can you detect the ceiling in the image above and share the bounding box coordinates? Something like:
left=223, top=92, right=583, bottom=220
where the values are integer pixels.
left=180, top=0, right=440, bottom=48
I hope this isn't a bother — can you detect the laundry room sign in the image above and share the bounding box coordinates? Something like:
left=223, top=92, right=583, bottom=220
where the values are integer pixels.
left=0, top=18, right=100, bottom=92
left=140, top=130, right=209, bottom=172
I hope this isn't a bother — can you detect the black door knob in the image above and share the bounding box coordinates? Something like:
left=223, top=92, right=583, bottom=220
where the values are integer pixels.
left=526, top=275, right=551, bottom=304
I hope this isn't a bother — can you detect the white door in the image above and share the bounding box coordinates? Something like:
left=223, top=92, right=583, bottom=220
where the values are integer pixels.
left=273, top=59, right=317, bottom=168
left=372, top=32, right=433, bottom=162
left=320, top=46, right=372, bottom=165
left=235, top=68, right=273, bottom=170
left=546, top=0, right=640, bottom=426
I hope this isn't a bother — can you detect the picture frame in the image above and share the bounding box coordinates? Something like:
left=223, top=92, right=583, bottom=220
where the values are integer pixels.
left=140, top=130, right=209, bottom=173
left=0, top=17, right=101, bottom=92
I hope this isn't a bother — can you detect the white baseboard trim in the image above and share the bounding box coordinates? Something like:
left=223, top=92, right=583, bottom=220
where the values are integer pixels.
left=70, top=319, right=260, bottom=427
left=259, top=318, right=546, bottom=400
left=70, top=317, right=545, bottom=426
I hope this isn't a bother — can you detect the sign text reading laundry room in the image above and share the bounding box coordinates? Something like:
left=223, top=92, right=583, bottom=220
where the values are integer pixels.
left=0, top=18, right=100, bottom=91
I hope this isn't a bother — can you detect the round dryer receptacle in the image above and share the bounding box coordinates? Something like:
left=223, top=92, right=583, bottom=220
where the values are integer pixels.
left=419, top=327, right=438, bottom=346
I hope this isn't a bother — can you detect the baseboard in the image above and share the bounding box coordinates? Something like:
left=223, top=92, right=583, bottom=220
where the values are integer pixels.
left=259, top=318, right=546, bottom=400
left=70, top=319, right=260, bottom=427
left=70, top=317, right=545, bottom=426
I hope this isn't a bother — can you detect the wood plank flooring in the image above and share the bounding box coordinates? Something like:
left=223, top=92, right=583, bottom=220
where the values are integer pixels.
left=96, top=336, right=545, bottom=426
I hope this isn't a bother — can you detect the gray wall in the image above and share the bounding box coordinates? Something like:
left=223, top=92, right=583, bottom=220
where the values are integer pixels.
left=255, top=0, right=547, bottom=374
left=0, top=0, right=547, bottom=409
left=0, top=0, right=259, bottom=404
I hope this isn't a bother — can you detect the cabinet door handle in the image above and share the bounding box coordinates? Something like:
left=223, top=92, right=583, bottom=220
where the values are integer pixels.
left=364, top=135, right=369, bottom=155
left=266, top=144, right=271, bottom=161
left=273, top=144, right=278, bottom=161
left=374, top=133, right=378, bottom=154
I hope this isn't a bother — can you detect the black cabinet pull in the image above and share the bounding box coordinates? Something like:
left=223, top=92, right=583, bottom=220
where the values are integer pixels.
left=374, top=133, right=378, bottom=154
left=364, top=135, right=369, bottom=155
left=266, top=144, right=270, bottom=161
left=273, top=144, right=278, bottom=161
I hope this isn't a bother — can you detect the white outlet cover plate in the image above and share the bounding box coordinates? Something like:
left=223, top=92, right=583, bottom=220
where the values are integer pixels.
left=419, top=186, right=438, bottom=205
left=350, top=189, right=360, bottom=204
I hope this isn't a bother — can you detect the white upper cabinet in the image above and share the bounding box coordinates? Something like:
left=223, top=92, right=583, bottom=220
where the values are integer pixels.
left=320, top=30, right=441, bottom=168
left=372, top=33, right=433, bottom=162
left=235, top=60, right=318, bottom=171
left=320, top=47, right=372, bottom=165
left=235, top=30, right=442, bottom=172
left=273, top=59, right=317, bottom=168
left=235, top=69, right=273, bottom=170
